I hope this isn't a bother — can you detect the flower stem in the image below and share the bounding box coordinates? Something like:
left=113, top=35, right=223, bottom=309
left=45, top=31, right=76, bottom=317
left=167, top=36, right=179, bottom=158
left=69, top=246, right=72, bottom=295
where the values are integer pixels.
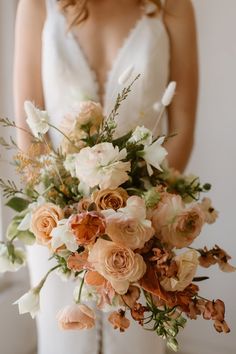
left=47, top=123, right=80, bottom=152
left=77, top=272, right=86, bottom=304
left=36, top=264, right=61, bottom=292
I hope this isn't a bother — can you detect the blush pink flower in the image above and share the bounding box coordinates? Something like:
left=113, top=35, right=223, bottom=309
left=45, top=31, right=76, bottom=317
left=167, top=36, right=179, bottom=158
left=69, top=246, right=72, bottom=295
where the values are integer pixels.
left=104, top=196, right=154, bottom=250
left=57, top=304, right=95, bottom=330
left=151, top=194, right=204, bottom=248
left=88, top=238, right=146, bottom=295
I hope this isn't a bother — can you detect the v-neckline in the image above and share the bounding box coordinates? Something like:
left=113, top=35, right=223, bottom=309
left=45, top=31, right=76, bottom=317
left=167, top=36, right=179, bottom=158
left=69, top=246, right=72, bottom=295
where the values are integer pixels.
left=67, top=14, right=147, bottom=106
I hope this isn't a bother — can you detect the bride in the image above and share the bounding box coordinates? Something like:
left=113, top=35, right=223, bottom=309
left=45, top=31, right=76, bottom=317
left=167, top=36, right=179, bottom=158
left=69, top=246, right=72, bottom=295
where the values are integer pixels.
left=14, top=0, right=198, bottom=353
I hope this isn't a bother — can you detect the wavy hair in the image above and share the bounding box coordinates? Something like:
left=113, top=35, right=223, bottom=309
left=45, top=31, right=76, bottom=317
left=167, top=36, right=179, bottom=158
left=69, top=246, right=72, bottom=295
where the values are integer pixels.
left=58, top=0, right=163, bottom=27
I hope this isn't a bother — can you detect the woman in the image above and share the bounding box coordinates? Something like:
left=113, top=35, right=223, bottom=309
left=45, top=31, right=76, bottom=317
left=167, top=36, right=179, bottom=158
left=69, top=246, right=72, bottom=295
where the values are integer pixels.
left=14, top=0, right=198, bottom=353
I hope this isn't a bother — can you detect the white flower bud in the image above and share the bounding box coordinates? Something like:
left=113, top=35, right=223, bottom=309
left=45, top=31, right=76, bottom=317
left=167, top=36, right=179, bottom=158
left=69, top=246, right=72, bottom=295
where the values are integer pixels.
left=24, top=101, right=49, bottom=138
left=161, top=82, right=177, bottom=106
left=14, top=289, right=40, bottom=318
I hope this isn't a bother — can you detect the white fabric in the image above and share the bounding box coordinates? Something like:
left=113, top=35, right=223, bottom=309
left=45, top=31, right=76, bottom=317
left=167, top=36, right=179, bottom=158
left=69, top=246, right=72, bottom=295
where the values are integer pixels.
left=27, top=0, right=170, bottom=353
left=42, top=0, right=170, bottom=147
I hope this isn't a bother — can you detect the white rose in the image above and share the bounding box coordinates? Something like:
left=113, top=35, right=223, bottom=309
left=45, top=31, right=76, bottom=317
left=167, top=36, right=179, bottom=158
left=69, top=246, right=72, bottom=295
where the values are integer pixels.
left=75, top=143, right=131, bottom=189
left=14, top=289, right=40, bottom=318
left=24, top=101, right=49, bottom=138
left=0, top=244, right=26, bottom=273
left=128, top=126, right=153, bottom=146
left=50, top=220, right=78, bottom=252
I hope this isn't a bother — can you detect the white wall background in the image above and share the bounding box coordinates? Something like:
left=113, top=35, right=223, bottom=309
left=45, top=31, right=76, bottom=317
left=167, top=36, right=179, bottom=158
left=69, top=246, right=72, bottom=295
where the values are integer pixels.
left=0, top=1, right=37, bottom=354
left=176, top=1, right=236, bottom=353
left=0, top=1, right=235, bottom=354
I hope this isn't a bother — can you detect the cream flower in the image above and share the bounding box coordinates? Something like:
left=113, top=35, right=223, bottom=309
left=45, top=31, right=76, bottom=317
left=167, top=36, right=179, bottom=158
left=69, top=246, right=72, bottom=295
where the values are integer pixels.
left=0, top=244, right=26, bottom=273
left=50, top=219, right=78, bottom=252
left=24, top=101, right=49, bottom=138
left=104, top=196, right=154, bottom=249
left=14, top=289, right=40, bottom=319
left=88, top=238, right=146, bottom=295
left=63, top=154, right=77, bottom=178
left=140, top=137, right=168, bottom=175
left=57, top=304, right=95, bottom=330
left=160, top=250, right=199, bottom=292
left=128, top=126, right=153, bottom=146
left=75, top=143, right=131, bottom=189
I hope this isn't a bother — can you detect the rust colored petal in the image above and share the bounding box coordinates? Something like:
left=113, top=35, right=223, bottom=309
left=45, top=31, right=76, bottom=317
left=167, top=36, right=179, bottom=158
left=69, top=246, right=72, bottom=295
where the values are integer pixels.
left=67, top=250, right=88, bottom=271
left=108, top=310, right=130, bottom=332
left=85, top=270, right=106, bottom=287
left=121, top=286, right=141, bottom=309
left=214, top=320, right=230, bottom=333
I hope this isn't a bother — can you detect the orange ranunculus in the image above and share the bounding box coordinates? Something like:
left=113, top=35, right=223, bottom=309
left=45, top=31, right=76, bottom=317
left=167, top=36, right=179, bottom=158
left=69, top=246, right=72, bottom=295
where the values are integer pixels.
left=31, top=203, right=64, bottom=245
left=69, top=211, right=106, bottom=245
left=57, top=304, right=95, bottom=330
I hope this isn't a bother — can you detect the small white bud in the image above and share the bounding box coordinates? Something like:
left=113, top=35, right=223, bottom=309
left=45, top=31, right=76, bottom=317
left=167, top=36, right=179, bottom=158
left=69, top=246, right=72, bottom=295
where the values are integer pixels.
left=161, top=82, right=177, bottom=106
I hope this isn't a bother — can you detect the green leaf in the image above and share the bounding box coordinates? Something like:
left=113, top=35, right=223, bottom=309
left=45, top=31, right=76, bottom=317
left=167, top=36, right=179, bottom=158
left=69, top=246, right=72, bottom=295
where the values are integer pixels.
left=6, top=214, right=35, bottom=245
left=6, top=218, right=20, bottom=240
left=6, top=197, right=30, bottom=212
left=17, top=230, right=35, bottom=245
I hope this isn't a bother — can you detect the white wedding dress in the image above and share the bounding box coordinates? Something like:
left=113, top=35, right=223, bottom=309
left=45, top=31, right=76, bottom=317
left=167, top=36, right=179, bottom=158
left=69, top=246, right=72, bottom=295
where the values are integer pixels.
left=27, top=0, right=170, bottom=353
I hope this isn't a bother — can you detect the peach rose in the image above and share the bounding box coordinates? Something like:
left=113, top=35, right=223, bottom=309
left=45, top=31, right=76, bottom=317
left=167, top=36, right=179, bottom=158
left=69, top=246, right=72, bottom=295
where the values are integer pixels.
left=104, top=195, right=154, bottom=250
left=88, top=238, right=146, bottom=295
left=31, top=203, right=64, bottom=245
left=57, top=304, right=95, bottom=330
left=105, top=214, right=154, bottom=250
left=92, top=188, right=128, bottom=211
left=108, top=310, right=130, bottom=332
left=69, top=211, right=106, bottom=246
left=152, top=194, right=205, bottom=248
left=74, top=101, right=104, bottom=130
left=160, top=250, right=199, bottom=292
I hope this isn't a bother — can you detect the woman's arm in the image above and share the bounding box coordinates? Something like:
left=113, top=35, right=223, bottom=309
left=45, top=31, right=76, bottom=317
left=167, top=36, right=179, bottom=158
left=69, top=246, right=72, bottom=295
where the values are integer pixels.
left=14, top=0, right=46, bottom=151
left=164, top=0, right=198, bottom=172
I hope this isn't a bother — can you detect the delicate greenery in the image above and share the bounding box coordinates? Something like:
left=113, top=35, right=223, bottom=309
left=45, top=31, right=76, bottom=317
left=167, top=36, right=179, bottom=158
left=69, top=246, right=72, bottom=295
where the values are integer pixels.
left=0, top=136, right=19, bottom=151
left=98, top=74, right=141, bottom=143
left=143, top=291, right=187, bottom=352
left=0, top=178, right=23, bottom=198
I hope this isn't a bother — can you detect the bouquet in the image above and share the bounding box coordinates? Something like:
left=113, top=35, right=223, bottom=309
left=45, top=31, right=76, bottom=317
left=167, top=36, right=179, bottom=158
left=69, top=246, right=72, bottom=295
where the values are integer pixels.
left=0, top=73, right=234, bottom=351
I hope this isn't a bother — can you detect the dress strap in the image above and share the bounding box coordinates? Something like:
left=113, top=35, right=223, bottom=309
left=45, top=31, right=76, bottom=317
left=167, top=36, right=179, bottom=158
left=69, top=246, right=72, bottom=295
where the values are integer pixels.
left=44, top=0, right=57, bottom=15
